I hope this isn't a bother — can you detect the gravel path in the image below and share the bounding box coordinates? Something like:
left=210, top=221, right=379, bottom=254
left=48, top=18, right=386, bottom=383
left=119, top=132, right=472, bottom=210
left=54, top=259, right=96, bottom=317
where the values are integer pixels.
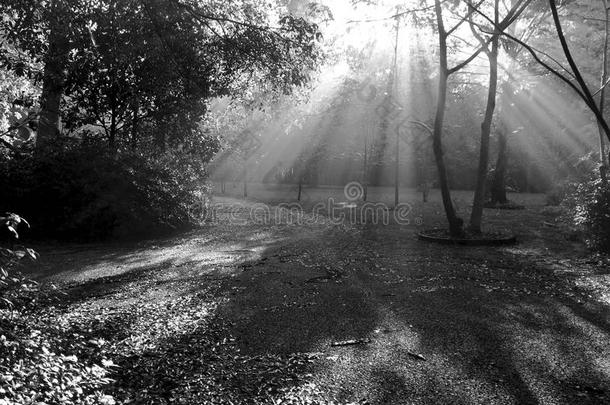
left=23, top=197, right=610, bottom=404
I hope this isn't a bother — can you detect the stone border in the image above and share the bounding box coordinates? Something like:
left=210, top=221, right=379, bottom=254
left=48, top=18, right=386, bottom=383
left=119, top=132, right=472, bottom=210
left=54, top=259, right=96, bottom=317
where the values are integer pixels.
left=417, top=229, right=517, bottom=246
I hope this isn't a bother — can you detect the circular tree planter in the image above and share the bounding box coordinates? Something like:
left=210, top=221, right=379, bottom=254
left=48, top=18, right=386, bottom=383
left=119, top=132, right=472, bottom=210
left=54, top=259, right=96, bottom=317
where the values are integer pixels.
left=418, top=228, right=517, bottom=246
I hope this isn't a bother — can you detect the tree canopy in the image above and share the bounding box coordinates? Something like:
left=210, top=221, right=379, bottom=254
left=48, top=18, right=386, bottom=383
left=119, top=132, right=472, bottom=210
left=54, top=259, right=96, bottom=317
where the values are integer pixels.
left=0, top=0, right=323, bottom=149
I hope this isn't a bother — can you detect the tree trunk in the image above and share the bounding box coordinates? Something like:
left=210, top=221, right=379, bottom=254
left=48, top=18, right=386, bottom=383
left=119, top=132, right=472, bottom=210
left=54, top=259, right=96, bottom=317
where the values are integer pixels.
left=485, top=0, right=525, bottom=203
left=297, top=180, right=302, bottom=201
left=394, top=131, right=399, bottom=207
left=599, top=0, right=610, bottom=181
left=433, top=0, right=463, bottom=237
left=470, top=4, right=499, bottom=233
left=433, top=69, right=463, bottom=236
left=37, top=24, right=68, bottom=149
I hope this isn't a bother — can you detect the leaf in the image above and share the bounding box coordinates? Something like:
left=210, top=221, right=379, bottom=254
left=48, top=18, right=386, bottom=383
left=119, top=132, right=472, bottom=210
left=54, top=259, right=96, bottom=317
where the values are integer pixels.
left=101, top=359, right=117, bottom=368
left=330, top=338, right=371, bottom=347
left=24, top=248, right=39, bottom=260
left=407, top=352, right=426, bottom=361
left=6, top=225, right=18, bottom=239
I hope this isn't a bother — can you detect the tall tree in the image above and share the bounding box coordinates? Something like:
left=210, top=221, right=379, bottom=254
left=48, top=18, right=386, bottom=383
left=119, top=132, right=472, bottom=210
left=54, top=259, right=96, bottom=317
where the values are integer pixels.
left=431, top=0, right=529, bottom=236
left=478, top=0, right=610, bottom=168
left=468, top=0, right=500, bottom=233
left=597, top=0, right=610, bottom=180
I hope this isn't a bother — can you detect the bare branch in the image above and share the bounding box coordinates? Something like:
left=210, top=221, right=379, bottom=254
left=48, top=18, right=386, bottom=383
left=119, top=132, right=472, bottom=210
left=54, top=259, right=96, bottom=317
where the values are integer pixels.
left=347, top=2, right=440, bottom=24
left=446, top=0, right=485, bottom=36
left=467, top=4, right=575, bottom=80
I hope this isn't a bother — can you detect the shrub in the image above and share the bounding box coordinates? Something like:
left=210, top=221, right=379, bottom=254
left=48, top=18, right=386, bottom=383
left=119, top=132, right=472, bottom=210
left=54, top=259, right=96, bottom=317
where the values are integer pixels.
left=0, top=248, right=38, bottom=309
left=564, top=178, right=610, bottom=253
left=0, top=140, right=213, bottom=240
left=1, top=218, right=117, bottom=405
left=0, top=213, right=38, bottom=309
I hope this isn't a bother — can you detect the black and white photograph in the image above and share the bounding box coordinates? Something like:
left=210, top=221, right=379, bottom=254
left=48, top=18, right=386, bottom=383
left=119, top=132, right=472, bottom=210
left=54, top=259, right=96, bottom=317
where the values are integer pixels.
left=1, top=0, right=609, bottom=403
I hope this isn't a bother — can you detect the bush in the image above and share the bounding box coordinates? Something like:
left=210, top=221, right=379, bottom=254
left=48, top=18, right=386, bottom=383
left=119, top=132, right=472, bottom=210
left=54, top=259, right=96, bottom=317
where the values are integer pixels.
left=564, top=178, right=610, bottom=253
left=0, top=140, right=212, bottom=240
left=1, top=218, right=117, bottom=405
left=0, top=248, right=38, bottom=309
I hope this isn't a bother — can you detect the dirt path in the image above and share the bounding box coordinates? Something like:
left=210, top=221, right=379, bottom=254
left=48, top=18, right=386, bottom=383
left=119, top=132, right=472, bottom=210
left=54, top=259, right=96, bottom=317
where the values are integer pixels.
left=23, top=197, right=610, bottom=404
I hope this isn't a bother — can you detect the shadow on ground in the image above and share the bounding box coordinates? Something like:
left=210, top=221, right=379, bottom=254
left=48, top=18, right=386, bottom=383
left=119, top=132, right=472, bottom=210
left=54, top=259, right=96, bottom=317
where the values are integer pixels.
left=22, top=198, right=610, bottom=404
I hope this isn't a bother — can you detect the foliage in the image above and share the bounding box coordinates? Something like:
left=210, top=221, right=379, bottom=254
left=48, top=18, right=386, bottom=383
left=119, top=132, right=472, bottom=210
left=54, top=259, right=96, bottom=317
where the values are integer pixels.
left=0, top=138, right=218, bottom=240
left=0, top=214, right=37, bottom=307
left=0, top=0, right=323, bottom=149
left=0, top=68, right=38, bottom=132
left=0, top=66, right=39, bottom=152
left=564, top=178, right=610, bottom=252
left=0, top=216, right=118, bottom=405
left=0, top=252, right=116, bottom=404
left=0, top=328, right=116, bottom=405
left=0, top=249, right=38, bottom=310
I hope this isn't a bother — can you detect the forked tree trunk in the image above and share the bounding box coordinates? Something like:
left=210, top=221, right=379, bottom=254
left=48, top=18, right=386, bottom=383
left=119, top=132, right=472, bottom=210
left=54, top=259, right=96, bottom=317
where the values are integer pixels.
left=599, top=0, right=610, bottom=182
left=480, top=0, right=530, bottom=204
left=433, top=69, right=463, bottom=236
left=433, top=0, right=463, bottom=236
left=470, top=1, right=500, bottom=233
left=394, top=131, right=399, bottom=207
left=431, top=0, right=528, bottom=235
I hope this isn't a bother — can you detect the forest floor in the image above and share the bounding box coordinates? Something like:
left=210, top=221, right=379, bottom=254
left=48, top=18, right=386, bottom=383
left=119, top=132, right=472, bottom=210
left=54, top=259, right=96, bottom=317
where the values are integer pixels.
left=20, top=192, right=610, bottom=405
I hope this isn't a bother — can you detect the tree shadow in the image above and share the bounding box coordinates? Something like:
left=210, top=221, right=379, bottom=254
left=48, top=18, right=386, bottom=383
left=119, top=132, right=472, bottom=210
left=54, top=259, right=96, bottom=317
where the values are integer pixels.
left=20, top=208, right=610, bottom=404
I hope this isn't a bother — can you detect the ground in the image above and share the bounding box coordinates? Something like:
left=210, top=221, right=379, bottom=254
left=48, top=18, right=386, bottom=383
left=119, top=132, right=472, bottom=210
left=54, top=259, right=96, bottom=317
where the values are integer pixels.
left=20, top=186, right=610, bottom=404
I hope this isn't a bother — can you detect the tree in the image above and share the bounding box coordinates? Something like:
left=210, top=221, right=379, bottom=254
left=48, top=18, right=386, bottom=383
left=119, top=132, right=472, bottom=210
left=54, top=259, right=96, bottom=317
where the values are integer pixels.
left=482, top=0, right=566, bottom=204
left=0, top=0, right=323, bottom=150
left=432, top=0, right=469, bottom=236
left=0, top=64, right=39, bottom=150
left=466, top=0, right=532, bottom=232
left=468, top=0, right=500, bottom=232
left=476, top=0, right=610, bottom=179
left=599, top=0, right=610, bottom=176
left=430, top=0, right=509, bottom=235
left=1, top=1, right=78, bottom=148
